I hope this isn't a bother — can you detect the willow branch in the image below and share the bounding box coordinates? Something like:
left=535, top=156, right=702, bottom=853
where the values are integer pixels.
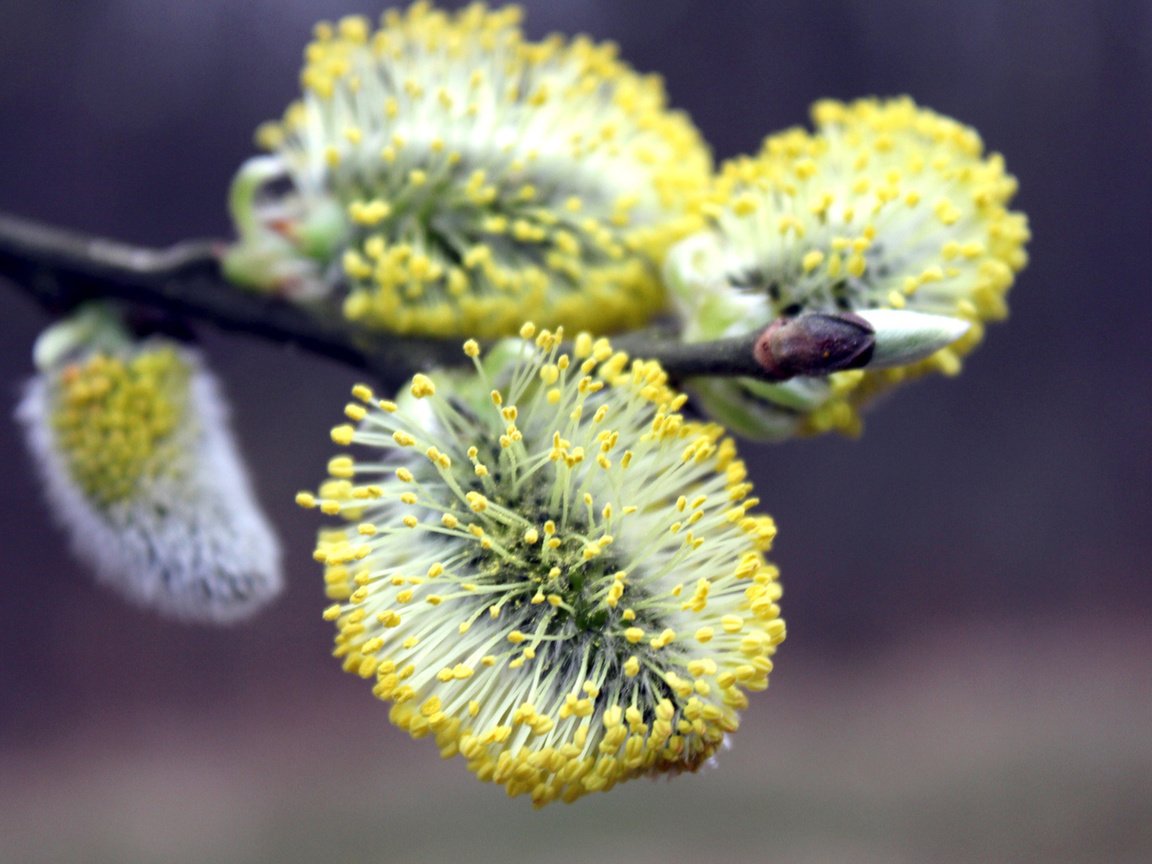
left=0, top=211, right=874, bottom=388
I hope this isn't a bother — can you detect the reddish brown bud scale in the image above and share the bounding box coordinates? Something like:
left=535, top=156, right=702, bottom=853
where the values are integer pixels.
left=754, top=313, right=876, bottom=380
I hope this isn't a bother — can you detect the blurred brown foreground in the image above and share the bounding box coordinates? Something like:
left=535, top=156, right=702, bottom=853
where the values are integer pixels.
left=2, top=613, right=1148, bottom=864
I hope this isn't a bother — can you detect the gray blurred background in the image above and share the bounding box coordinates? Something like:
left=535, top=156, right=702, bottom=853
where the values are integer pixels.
left=1, top=1, right=1149, bottom=862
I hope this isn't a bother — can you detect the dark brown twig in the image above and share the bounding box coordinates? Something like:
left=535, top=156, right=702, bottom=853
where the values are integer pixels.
left=0, top=211, right=874, bottom=388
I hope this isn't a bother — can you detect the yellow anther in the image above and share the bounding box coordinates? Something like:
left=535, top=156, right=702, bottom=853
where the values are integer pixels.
left=410, top=374, right=436, bottom=398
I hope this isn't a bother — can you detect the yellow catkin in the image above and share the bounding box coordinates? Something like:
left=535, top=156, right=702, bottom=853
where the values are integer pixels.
left=237, top=2, right=712, bottom=338
left=304, top=327, right=784, bottom=805
left=670, top=96, right=1029, bottom=442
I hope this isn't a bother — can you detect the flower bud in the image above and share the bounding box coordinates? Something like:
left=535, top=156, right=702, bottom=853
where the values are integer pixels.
left=17, top=341, right=281, bottom=623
